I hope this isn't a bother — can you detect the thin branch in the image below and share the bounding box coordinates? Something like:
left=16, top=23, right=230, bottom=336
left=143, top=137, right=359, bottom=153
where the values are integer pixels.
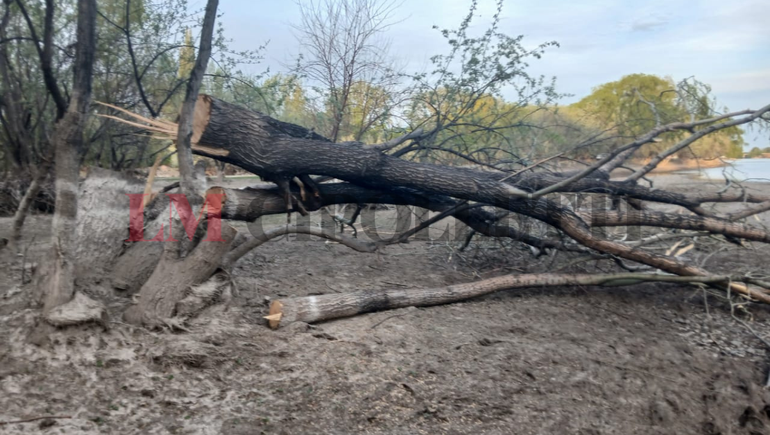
left=626, top=103, right=770, bottom=182
left=526, top=107, right=770, bottom=199
left=367, top=127, right=424, bottom=151
left=16, top=0, right=67, bottom=118
left=124, top=0, right=157, bottom=117
left=727, top=201, right=770, bottom=221
left=379, top=201, right=472, bottom=246
left=223, top=225, right=377, bottom=268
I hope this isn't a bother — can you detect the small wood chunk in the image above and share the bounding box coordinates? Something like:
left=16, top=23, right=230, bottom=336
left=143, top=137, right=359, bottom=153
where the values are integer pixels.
left=266, top=301, right=284, bottom=329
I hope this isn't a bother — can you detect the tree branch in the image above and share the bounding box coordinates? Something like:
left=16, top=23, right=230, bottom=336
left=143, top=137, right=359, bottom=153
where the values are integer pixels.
left=16, top=0, right=67, bottom=118
left=266, top=272, right=759, bottom=328
left=223, top=224, right=377, bottom=268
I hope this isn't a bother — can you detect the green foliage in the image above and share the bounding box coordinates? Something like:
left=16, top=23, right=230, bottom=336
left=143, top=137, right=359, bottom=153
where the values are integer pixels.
left=0, top=0, right=758, bottom=177
left=178, top=28, right=194, bottom=78
left=574, top=74, right=679, bottom=139
left=400, top=0, right=561, bottom=167
left=0, top=0, right=263, bottom=170
left=572, top=74, right=746, bottom=159
left=747, top=147, right=770, bottom=158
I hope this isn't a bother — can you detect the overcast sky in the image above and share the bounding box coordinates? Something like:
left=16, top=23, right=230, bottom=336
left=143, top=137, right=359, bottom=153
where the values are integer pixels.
left=213, top=0, right=770, bottom=147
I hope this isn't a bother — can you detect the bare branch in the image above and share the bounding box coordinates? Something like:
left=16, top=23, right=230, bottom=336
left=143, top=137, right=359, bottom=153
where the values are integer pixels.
left=267, top=272, right=763, bottom=328
left=16, top=0, right=67, bottom=118
left=223, top=225, right=377, bottom=268
left=626, top=103, right=770, bottom=182
left=367, top=127, right=423, bottom=151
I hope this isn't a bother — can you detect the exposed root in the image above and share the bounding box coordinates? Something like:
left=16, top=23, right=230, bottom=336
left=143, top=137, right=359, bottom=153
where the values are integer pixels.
left=44, top=292, right=108, bottom=328
left=174, top=271, right=234, bottom=321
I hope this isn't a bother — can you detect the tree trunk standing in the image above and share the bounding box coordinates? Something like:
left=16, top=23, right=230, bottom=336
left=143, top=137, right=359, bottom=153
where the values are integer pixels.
left=175, top=0, right=218, bottom=201
left=39, top=0, right=97, bottom=314
left=111, top=0, right=221, bottom=328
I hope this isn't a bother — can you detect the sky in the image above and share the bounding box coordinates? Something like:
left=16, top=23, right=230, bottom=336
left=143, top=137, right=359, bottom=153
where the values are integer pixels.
left=212, top=0, right=770, bottom=147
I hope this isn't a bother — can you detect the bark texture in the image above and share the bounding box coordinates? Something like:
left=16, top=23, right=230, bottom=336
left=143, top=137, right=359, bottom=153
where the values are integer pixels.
left=123, top=221, right=236, bottom=328
left=104, top=95, right=770, bottom=323
left=268, top=273, right=745, bottom=328
left=175, top=0, right=218, bottom=200
left=39, top=0, right=97, bottom=315
left=74, top=168, right=143, bottom=277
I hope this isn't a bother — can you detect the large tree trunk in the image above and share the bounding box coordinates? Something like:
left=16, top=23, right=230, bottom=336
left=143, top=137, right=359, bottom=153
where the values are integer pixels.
left=189, top=96, right=529, bottom=206
left=39, top=0, right=97, bottom=317
left=105, top=95, right=770, bottom=326
left=123, top=222, right=236, bottom=328
left=112, top=0, right=219, bottom=327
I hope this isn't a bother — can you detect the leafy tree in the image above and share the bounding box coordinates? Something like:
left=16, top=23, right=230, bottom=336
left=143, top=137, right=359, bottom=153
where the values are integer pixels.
left=573, top=74, right=746, bottom=159
left=747, top=147, right=763, bottom=158
left=397, top=0, right=560, bottom=169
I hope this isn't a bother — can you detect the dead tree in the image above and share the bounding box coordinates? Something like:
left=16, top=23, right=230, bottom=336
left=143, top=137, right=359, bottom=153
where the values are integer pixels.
left=293, top=0, right=399, bottom=142
left=96, top=95, right=770, bottom=329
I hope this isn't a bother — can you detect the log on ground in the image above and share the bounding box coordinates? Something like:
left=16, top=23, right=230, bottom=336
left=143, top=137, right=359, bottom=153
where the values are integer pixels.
left=265, top=273, right=743, bottom=329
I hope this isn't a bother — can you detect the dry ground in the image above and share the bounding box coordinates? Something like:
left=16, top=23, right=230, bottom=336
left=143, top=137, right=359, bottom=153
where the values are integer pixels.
left=1, top=173, right=770, bottom=434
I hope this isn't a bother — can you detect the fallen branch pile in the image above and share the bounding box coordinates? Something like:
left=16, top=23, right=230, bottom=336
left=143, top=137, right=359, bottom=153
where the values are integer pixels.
left=96, top=95, right=770, bottom=329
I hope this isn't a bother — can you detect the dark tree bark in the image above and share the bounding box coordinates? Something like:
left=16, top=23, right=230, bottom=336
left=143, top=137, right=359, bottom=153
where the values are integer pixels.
left=188, top=96, right=770, bottom=216
left=189, top=96, right=529, bottom=206
left=105, top=95, right=770, bottom=328
left=123, top=222, right=236, bottom=328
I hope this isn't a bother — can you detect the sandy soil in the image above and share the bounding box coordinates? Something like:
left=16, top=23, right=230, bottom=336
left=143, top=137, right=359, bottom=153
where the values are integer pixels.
left=1, top=173, right=770, bottom=434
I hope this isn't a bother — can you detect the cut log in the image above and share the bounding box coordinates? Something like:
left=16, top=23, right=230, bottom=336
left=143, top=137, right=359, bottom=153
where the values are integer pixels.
left=266, top=273, right=747, bottom=329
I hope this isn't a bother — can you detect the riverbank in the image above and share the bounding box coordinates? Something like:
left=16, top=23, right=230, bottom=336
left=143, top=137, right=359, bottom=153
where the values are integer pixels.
left=640, top=156, right=727, bottom=173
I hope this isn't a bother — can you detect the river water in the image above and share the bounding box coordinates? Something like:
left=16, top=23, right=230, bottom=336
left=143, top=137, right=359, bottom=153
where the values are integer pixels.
left=684, top=159, right=770, bottom=182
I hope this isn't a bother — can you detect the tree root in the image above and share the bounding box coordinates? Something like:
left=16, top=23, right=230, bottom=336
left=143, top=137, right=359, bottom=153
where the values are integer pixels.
left=45, top=292, right=109, bottom=328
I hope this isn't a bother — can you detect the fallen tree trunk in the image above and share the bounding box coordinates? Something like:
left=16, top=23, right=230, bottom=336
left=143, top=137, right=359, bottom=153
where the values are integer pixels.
left=102, top=95, right=770, bottom=314
left=265, top=273, right=748, bottom=329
